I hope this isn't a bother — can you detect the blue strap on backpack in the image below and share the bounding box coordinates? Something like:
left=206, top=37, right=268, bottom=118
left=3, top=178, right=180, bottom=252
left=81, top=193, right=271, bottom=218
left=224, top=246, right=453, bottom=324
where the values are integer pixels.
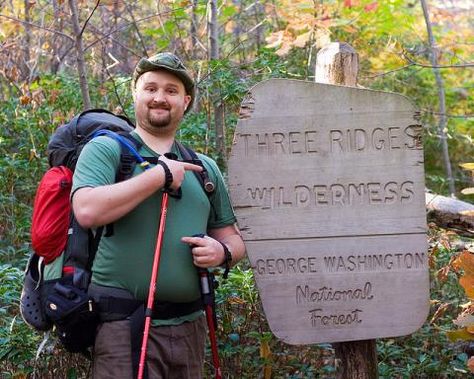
left=91, top=129, right=151, bottom=171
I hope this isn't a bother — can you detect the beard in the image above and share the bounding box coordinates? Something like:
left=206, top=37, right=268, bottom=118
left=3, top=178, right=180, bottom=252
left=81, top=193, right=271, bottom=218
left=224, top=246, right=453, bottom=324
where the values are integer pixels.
left=147, top=107, right=172, bottom=128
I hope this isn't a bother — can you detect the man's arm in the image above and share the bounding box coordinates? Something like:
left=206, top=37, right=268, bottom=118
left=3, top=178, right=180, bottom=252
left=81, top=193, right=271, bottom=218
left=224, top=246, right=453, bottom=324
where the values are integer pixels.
left=181, top=224, right=246, bottom=268
left=73, top=156, right=202, bottom=228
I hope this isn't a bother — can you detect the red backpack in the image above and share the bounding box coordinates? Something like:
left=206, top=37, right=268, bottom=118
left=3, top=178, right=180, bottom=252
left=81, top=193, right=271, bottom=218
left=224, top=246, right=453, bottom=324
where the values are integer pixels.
left=31, top=166, right=73, bottom=264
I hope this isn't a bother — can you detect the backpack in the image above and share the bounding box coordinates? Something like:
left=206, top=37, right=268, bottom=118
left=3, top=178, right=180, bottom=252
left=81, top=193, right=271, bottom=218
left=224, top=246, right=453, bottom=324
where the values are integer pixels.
left=20, top=109, right=214, bottom=354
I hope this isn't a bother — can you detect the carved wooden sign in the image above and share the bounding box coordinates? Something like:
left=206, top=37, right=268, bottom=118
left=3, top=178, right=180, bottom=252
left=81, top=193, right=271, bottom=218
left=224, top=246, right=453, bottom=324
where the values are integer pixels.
left=228, top=79, right=429, bottom=344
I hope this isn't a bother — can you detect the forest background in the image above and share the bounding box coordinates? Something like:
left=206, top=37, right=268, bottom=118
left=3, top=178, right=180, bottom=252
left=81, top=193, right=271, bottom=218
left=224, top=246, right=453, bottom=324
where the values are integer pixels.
left=0, top=0, right=473, bottom=377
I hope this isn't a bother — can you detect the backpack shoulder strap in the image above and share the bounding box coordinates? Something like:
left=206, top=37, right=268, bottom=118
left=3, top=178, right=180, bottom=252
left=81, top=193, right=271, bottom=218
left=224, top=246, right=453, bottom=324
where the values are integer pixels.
left=71, top=109, right=135, bottom=130
left=175, top=141, right=215, bottom=195
left=116, top=132, right=143, bottom=182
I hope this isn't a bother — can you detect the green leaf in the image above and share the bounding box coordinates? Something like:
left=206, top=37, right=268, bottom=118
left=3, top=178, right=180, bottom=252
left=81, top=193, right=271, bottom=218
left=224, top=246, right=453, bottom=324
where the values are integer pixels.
left=221, top=5, right=237, bottom=18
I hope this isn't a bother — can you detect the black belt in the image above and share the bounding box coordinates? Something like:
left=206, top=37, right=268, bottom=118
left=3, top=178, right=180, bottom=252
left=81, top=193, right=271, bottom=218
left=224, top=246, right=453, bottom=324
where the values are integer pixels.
left=97, top=296, right=204, bottom=321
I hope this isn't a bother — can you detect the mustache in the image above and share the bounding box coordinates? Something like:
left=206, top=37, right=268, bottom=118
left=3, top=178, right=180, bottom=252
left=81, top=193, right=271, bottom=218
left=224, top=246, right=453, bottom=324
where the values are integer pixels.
left=149, top=101, right=170, bottom=110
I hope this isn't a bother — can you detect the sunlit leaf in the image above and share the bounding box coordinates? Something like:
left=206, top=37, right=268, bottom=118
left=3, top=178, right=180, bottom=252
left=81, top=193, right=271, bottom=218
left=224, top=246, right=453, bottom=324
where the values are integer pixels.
left=447, top=328, right=474, bottom=342
left=430, top=302, right=449, bottom=324
left=437, top=265, right=450, bottom=283
left=221, top=5, right=237, bottom=18
left=461, top=188, right=474, bottom=195
left=364, top=2, right=378, bottom=12
left=453, top=314, right=474, bottom=328
left=460, top=276, right=474, bottom=299
left=293, top=31, right=312, bottom=48
left=266, top=31, right=284, bottom=48
left=468, top=356, right=474, bottom=373
left=456, top=251, right=474, bottom=277
left=460, top=163, right=474, bottom=171
left=19, top=95, right=31, bottom=105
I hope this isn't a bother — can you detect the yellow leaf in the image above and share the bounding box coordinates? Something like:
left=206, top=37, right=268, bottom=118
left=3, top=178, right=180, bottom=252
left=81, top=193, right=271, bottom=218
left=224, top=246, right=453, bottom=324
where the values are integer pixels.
left=430, top=302, right=449, bottom=324
left=260, top=339, right=271, bottom=359
left=461, top=188, right=474, bottom=195
left=447, top=328, right=474, bottom=342
left=228, top=296, right=245, bottom=305
left=293, top=31, right=312, bottom=48
left=456, top=251, right=474, bottom=277
left=276, top=42, right=292, bottom=56
left=460, top=276, right=474, bottom=299
left=266, top=31, right=284, bottom=48
left=460, top=163, right=474, bottom=171
left=314, top=28, right=331, bottom=48
left=29, top=149, right=39, bottom=161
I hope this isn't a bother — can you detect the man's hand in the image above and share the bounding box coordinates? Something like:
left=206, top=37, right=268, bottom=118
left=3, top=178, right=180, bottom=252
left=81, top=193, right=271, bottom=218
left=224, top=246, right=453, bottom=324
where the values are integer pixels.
left=181, top=235, right=225, bottom=268
left=158, top=155, right=202, bottom=190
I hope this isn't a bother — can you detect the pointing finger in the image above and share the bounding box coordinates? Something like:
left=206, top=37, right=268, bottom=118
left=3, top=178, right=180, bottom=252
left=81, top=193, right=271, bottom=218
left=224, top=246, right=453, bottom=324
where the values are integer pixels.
left=182, top=236, right=207, bottom=246
left=182, top=162, right=202, bottom=172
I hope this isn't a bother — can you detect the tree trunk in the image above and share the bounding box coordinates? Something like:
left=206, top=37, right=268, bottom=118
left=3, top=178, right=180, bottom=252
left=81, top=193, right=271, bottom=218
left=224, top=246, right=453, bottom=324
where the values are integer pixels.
left=68, top=0, right=92, bottom=110
left=22, top=0, right=32, bottom=81
left=315, top=42, right=378, bottom=379
left=334, top=340, right=378, bottom=379
left=190, top=0, right=200, bottom=59
left=253, top=0, right=264, bottom=50
left=420, top=0, right=455, bottom=196
left=208, top=0, right=226, bottom=165
left=50, top=0, right=62, bottom=74
left=426, top=192, right=474, bottom=237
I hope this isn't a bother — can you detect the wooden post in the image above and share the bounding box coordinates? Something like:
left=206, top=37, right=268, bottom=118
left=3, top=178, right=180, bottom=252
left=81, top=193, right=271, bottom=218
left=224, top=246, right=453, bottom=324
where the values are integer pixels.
left=315, top=42, right=379, bottom=379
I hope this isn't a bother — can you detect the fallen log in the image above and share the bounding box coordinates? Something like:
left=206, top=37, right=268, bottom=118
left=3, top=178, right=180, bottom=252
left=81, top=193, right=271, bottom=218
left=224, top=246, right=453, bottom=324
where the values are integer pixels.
left=426, top=192, right=474, bottom=237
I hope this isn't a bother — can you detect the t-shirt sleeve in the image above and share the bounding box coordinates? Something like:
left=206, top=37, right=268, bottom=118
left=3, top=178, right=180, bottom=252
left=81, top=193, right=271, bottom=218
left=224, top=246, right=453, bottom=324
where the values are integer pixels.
left=71, top=136, right=121, bottom=197
left=199, top=154, right=237, bottom=229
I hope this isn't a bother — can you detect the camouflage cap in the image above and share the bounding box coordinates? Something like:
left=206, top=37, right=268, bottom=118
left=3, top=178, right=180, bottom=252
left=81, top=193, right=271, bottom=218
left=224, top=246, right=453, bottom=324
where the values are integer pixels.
left=133, top=52, right=195, bottom=112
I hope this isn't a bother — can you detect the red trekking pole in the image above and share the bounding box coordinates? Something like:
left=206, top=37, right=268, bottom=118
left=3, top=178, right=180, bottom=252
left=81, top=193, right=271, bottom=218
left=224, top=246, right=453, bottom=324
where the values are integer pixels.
left=198, top=268, right=222, bottom=379
left=192, top=234, right=222, bottom=379
left=137, top=192, right=169, bottom=379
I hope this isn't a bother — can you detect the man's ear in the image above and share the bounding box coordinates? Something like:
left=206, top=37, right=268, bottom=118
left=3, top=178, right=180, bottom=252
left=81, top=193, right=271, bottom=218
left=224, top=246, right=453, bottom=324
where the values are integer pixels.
left=184, top=95, right=192, bottom=110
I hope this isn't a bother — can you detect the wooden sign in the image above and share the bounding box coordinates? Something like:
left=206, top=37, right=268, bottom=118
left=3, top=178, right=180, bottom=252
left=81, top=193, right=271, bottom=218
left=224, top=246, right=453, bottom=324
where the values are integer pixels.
left=228, top=79, right=429, bottom=344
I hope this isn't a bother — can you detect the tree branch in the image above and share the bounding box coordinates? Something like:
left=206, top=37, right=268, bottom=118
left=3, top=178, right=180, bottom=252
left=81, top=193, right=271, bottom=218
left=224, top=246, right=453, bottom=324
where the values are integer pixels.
left=421, top=109, right=474, bottom=120
left=0, top=14, right=74, bottom=42
left=79, top=0, right=101, bottom=38
left=420, top=0, right=455, bottom=196
left=361, top=63, right=416, bottom=79
left=84, top=6, right=192, bottom=52
left=403, top=52, right=474, bottom=69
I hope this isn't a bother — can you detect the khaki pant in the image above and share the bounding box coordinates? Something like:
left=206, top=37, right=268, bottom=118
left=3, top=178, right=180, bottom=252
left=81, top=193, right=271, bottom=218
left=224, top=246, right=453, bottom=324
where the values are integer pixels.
left=92, top=316, right=206, bottom=379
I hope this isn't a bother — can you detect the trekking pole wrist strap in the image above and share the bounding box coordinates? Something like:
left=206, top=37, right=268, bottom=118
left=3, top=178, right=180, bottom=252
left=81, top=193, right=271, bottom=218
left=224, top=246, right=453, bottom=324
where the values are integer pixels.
left=218, top=241, right=232, bottom=279
left=156, top=160, right=173, bottom=189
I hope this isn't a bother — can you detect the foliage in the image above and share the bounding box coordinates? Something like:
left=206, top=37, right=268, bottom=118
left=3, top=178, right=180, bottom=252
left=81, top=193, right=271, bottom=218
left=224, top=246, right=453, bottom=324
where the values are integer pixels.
left=376, top=226, right=473, bottom=378
left=264, top=0, right=474, bottom=197
left=0, top=0, right=473, bottom=377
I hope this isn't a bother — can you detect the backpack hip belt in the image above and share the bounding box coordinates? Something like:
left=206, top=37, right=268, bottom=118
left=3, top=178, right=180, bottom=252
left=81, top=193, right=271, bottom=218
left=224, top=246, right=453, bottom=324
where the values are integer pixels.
left=95, top=296, right=204, bottom=322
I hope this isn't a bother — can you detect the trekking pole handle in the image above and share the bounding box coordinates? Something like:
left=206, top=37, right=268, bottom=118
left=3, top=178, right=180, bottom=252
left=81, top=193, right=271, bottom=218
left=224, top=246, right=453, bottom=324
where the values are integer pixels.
left=191, top=234, right=212, bottom=296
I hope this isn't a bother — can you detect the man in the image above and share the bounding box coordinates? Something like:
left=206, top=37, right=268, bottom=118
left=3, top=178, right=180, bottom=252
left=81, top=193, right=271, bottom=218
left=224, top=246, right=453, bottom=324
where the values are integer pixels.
left=72, top=52, right=246, bottom=378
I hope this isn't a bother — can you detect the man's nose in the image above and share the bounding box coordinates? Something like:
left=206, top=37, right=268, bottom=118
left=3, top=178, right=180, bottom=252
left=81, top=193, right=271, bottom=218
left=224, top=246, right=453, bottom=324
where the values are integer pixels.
left=152, top=89, right=167, bottom=102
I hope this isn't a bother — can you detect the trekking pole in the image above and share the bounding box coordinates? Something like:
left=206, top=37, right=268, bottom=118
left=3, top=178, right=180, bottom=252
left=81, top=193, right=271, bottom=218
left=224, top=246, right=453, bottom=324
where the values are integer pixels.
left=137, top=191, right=169, bottom=379
left=192, top=234, right=222, bottom=379
left=198, top=267, right=222, bottom=379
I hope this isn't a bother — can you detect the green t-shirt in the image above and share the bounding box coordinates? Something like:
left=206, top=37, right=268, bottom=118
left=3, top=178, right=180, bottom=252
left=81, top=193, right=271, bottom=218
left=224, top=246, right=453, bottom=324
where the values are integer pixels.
left=70, top=132, right=236, bottom=305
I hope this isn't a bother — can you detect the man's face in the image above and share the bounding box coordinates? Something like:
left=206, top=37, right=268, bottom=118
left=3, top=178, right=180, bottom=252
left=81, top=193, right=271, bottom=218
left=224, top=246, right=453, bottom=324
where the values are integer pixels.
left=134, top=70, right=191, bottom=133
